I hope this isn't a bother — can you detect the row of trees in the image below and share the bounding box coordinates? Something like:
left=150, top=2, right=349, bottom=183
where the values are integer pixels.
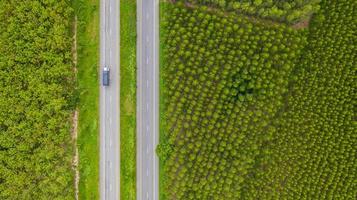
left=244, top=0, right=356, bottom=198
left=177, top=0, right=321, bottom=24
left=159, top=4, right=306, bottom=199
left=0, top=1, right=76, bottom=199
left=160, top=0, right=356, bottom=198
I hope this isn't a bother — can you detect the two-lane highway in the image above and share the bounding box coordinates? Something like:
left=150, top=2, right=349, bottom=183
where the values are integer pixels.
left=100, top=0, right=120, bottom=199
left=137, top=0, right=160, bottom=199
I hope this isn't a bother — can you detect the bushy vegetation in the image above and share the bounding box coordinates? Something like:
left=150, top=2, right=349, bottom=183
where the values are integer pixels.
left=159, top=0, right=356, bottom=199
left=0, top=1, right=75, bottom=199
left=177, top=0, right=321, bottom=23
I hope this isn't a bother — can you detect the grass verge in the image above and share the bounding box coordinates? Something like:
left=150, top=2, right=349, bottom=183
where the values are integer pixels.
left=120, top=0, right=137, bottom=199
left=74, top=0, right=100, bottom=199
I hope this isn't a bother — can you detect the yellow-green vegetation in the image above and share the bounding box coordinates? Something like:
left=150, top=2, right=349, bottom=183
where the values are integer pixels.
left=0, top=0, right=75, bottom=199
left=74, top=0, right=99, bottom=199
left=255, top=1, right=356, bottom=198
left=159, top=3, right=170, bottom=200
left=159, top=0, right=356, bottom=199
left=159, top=4, right=306, bottom=199
left=177, top=0, right=321, bottom=24
left=120, top=0, right=136, bottom=199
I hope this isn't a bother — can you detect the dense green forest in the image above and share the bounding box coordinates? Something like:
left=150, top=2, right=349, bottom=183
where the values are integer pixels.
left=255, top=0, right=356, bottom=198
left=159, top=0, right=356, bottom=199
left=0, top=1, right=76, bottom=199
left=176, top=0, right=321, bottom=23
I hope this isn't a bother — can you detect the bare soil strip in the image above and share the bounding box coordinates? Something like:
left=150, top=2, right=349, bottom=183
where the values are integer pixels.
left=175, top=2, right=311, bottom=29
left=291, top=15, right=312, bottom=29
left=71, top=15, right=79, bottom=200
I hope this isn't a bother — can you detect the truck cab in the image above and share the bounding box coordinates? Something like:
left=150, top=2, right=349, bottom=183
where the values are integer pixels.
left=103, top=67, right=110, bottom=86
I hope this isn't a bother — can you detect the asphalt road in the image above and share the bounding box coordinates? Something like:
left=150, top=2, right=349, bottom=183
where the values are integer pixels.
left=137, top=0, right=160, bottom=199
left=99, top=0, right=120, bottom=199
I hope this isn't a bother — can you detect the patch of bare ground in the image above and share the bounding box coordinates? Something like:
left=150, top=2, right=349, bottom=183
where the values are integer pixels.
left=292, top=15, right=312, bottom=29
left=71, top=110, right=79, bottom=200
left=71, top=15, right=79, bottom=200
left=73, top=16, right=78, bottom=74
left=124, top=96, right=134, bottom=114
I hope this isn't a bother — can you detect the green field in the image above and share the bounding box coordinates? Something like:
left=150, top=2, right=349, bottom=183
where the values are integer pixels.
left=74, top=0, right=100, bottom=199
left=159, top=0, right=356, bottom=199
left=120, top=0, right=137, bottom=199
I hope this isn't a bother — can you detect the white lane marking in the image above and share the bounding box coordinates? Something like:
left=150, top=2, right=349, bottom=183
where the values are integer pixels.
left=153, top=1, right=159, bottom=199
left=110, top=6, right=112, bottom=14
left=109, top=28, right=112, bottom=36
left=146, top=80, right=149, bottom=88
left=146, top=13, right=149, bottom=19
left=146, top=103, right=149, bottom=111
left=146, top=57, right=149, bottom=64
left=110, top=95, right=112, bottom=103
left=146, top=192, right=149, bottom=199
left=109, top=161, right=112, bottom=169
left=146, top=168, right=149, bottom=176
left=102, top=0, right=106, bottom=67
left=146, top=125, right=149, bottom=132
left=110, top=50, right=112, bottom=60
left=110, top=140, right=113, bottom=147
left=146, top=146, right=149, bottom=154
left=110, top=117, right=112, bottom=125
left=110, top=184, right=112, bottom=191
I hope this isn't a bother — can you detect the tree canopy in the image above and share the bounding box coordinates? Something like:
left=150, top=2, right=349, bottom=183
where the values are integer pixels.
left=0, top=1, right=76, bottom=199
left=159, top=0, right=356, bottom=199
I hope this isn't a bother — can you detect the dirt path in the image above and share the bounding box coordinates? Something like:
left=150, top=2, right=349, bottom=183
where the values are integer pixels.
left=72, top=110, right=79, bottom=200
left=291, top=16, right=312, bottom=29
left=178, top=2, right=311, bottom=29
left=72, top=15, right=79, bottom=200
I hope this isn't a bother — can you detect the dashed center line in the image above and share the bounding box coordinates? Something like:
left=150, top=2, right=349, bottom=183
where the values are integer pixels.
left=101, top=0, right=120, bottom=199
left=138, top=1, right=159, bottom=199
